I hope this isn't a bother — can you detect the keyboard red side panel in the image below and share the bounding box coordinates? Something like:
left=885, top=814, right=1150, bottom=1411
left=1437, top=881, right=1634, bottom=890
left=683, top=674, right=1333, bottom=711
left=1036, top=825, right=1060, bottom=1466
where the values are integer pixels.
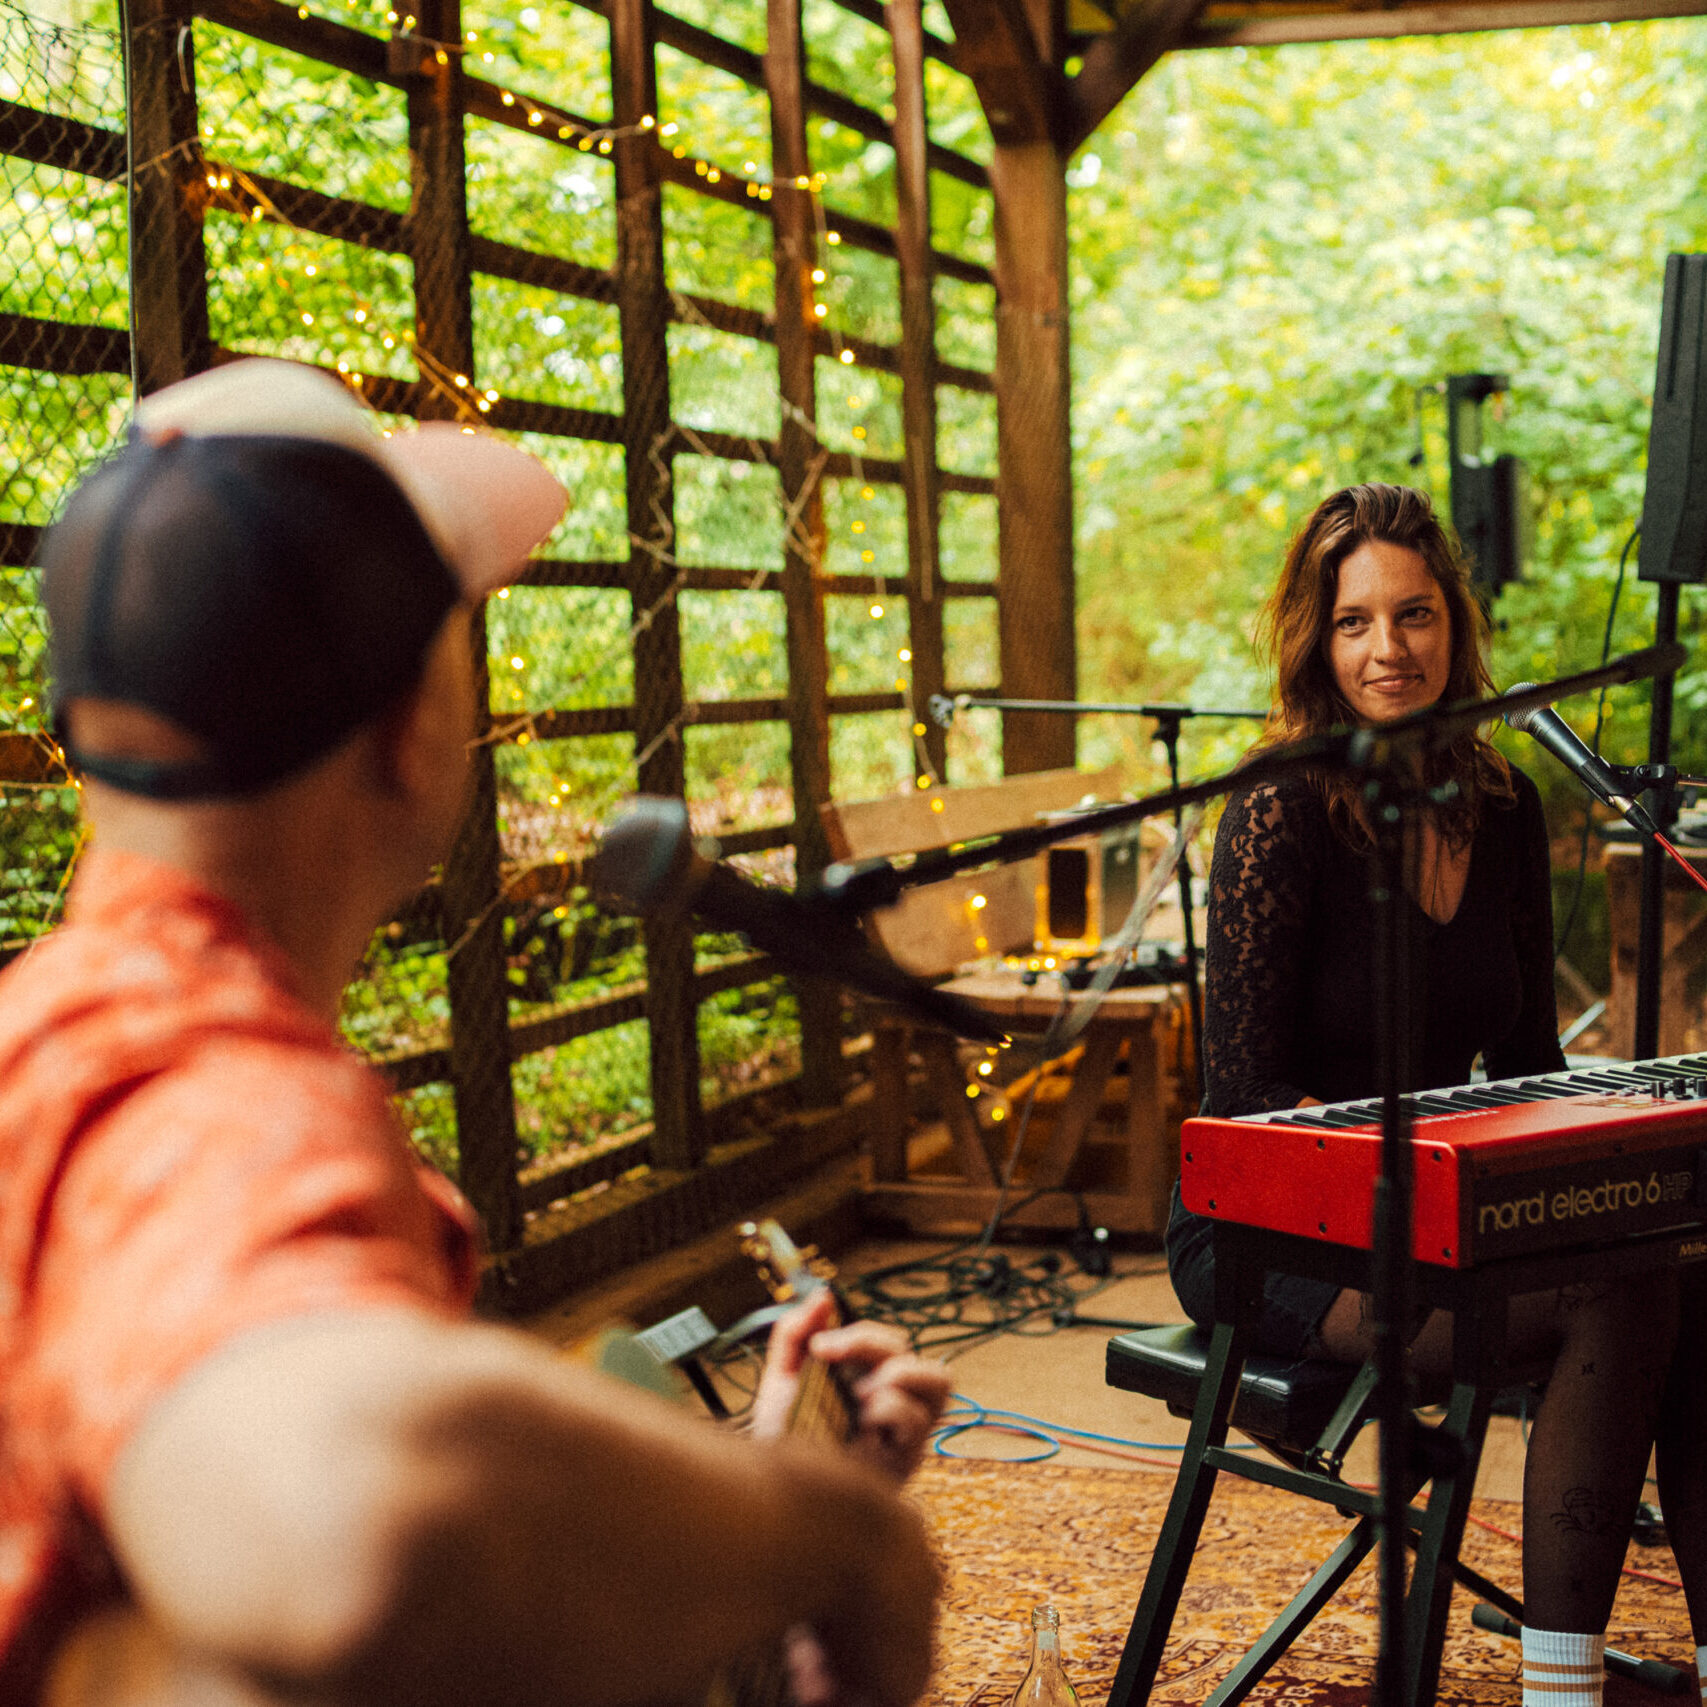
left=1179, top=1097, right=1705, bottom=1268
left=1180, top=1116, right=1470, bottom=1265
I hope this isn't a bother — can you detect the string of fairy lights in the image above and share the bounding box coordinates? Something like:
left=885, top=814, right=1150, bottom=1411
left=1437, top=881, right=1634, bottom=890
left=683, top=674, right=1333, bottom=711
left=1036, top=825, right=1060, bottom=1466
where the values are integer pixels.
left=192, top=15, right=948, bottom=808
left=5, top=0, right=1000, bottom=1020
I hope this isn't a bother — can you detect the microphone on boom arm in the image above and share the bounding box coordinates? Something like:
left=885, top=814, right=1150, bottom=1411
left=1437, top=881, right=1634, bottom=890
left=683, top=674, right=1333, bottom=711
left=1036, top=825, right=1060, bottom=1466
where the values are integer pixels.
left=1503, top=685, right=1660, bottom=839
left=588, top=797, right=1010, bottom=1045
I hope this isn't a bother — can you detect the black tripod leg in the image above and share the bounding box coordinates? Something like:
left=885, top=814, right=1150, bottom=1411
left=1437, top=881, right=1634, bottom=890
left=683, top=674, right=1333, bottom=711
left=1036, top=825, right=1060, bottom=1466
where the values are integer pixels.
left=1106, top=1316, right=1248, bottom=1707
left=1403, top=1380, right=1494, bottom=1707
left=1207, top=1517, right=1379, bottom=1707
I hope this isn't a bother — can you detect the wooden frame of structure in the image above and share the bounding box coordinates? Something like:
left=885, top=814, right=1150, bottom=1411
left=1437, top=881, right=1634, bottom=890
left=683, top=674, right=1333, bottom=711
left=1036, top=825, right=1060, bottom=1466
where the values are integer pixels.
left=6, top=0, right=1697, bottom=1303
left=0, top=0, right=1015, bottom=1305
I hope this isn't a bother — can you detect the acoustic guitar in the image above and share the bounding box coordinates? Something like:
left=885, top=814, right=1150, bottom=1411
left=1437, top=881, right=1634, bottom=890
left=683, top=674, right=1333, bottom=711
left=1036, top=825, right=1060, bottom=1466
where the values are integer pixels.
left=44, top=1219, right=854, bottom=1707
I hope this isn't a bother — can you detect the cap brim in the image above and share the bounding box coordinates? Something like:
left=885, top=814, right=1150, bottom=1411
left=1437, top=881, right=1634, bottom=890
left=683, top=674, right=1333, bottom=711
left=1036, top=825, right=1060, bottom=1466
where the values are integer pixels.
left=380, top=424, right=567, bottom=599
left=136, top=359, right=568, bottom=598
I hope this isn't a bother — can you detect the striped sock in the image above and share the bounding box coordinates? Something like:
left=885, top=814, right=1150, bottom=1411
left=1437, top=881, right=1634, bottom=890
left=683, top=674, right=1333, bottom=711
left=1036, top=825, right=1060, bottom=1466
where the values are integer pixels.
left=1521, top=1628, right=1603, bottom=1706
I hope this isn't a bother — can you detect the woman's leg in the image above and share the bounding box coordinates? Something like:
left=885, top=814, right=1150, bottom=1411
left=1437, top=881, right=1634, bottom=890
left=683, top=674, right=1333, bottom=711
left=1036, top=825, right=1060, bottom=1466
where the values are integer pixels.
left=1655, top=1266, right=1707, bottom=1644
left=1315, top=1277, right=1678, bottom=1632
left=1509, top=1277, right=1678, bottom=1632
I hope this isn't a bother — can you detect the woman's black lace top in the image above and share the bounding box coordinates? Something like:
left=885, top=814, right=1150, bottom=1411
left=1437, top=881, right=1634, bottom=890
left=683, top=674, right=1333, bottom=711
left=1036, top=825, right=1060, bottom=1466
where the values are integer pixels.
left=1201, top=765, right=1565, bottom=1118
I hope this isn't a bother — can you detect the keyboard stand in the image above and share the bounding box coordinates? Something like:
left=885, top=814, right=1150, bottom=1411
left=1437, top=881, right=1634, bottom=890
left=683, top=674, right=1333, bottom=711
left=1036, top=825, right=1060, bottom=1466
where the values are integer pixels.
left=1104, top=1219, right=1705, bottom=1707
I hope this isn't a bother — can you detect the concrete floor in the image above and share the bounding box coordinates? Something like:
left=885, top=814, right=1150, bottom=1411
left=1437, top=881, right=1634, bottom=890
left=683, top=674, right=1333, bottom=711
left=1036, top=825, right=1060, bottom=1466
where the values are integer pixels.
left=834, top=1236, right=1532, bottom=1503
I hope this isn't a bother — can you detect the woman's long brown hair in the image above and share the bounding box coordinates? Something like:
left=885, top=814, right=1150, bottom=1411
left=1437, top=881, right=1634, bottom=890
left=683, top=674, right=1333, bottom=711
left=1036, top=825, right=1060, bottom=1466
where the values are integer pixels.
left=1256, top=482, right=1512, bottom=849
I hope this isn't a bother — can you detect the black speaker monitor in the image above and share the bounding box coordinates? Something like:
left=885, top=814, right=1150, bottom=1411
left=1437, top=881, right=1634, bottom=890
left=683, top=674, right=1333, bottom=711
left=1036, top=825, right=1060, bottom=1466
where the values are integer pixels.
left=1639, top=253, right=1707, bottom=585
left=1447, top=373, right=1524, bottom=600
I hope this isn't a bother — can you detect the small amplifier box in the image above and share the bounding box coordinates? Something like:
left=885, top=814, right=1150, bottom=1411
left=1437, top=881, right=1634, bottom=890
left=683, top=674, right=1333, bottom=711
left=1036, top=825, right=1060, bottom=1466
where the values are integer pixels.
left=1036, top=822, right=1144, bottom=954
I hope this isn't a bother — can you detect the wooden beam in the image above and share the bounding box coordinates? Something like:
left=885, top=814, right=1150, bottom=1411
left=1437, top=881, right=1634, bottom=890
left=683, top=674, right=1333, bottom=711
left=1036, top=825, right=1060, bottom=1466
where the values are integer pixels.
left=0, top=98, right=123, bottom=179
left=1182, top=0, right=1707, bottom=44
left=990, top=141, right=1077, bottom=774
left=407, top=0, right=522, bottom=1250
left=767, top=0, right=843, bottom=1108
left=127, top=0, right=210, bottom=392
left=1065, top=0, right=1206, bottom=151
left=612, top=0, right=705, bottom=1170
left=941, top=0, right=1069, bottom=147
left=888, top=0, right=947, bottom=782
left=0, top=313, right=128, bottom=376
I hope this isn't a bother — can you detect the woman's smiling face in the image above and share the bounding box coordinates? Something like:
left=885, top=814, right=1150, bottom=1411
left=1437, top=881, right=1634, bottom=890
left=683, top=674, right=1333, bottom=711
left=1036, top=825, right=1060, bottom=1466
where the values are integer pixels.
left=1325, top=538, right=1451, bottom=725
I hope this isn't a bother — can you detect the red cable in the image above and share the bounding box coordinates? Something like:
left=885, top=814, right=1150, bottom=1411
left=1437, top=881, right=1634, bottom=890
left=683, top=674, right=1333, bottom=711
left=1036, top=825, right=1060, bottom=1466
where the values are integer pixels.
left=1656, top=833, right=1707, bottom=896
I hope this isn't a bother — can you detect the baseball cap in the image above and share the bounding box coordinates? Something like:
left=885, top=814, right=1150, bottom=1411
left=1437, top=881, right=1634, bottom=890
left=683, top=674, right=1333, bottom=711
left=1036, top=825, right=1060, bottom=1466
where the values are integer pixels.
left=42, top=358, right=567, bottom=800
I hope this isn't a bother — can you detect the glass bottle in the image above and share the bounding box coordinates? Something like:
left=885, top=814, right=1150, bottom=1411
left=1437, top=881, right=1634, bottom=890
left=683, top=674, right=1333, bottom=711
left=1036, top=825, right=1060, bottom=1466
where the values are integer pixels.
left=1009, top=1605, right=1080, bottom=1707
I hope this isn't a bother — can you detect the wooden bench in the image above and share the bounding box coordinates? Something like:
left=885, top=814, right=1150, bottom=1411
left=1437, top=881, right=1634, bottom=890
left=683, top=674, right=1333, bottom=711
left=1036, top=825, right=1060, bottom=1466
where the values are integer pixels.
left=822, top=768, right=1195, bottom=1238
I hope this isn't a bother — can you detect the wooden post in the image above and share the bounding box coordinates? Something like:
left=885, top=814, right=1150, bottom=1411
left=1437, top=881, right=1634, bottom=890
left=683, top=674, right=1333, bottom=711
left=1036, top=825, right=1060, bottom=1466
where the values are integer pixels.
left=887, top=0, right=947, bottom=782
left=767, top=0, right=842, bottom=1106
left=125, top=0, right=209, bottom=392
left=408, top=0, right=521, bottom=1248
left=612, top=0, right=704, bottom=1166
left=991, top=138, right=1076, bottom=774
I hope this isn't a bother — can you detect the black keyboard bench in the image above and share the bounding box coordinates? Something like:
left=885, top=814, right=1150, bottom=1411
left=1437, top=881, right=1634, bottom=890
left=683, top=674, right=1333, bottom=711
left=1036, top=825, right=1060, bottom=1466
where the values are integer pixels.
left=1101, top=1235, right=1691, bottom=1707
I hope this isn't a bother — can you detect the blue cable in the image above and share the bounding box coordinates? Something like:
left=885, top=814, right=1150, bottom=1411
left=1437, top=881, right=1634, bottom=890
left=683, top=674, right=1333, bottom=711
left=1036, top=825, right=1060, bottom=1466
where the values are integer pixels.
left=929, top=1393, right=1259, bottom=1460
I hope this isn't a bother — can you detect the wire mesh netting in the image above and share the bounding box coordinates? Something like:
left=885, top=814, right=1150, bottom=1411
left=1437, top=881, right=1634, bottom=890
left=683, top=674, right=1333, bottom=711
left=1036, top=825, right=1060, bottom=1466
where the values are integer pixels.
left=1, top=0, right=1002, bottom=1216
left=1, top=0, right=126, bottom=950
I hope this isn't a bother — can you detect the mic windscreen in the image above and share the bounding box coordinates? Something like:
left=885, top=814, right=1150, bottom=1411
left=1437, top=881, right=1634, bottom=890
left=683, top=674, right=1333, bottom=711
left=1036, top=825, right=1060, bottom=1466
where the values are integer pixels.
left=589, top=796, right=695, bottom=915
left=1501, top=682, right=1546, bottom=736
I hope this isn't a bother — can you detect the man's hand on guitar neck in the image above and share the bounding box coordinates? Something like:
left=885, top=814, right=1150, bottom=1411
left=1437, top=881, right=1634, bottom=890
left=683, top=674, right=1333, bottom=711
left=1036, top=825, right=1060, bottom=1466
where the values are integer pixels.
left=751, top=1289, right=952, bottom=1481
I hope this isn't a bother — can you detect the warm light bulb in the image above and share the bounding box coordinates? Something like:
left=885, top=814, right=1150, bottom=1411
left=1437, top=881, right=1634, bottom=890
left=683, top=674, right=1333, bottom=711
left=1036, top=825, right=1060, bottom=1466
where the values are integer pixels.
left=870, top=603, right=884, bottom=619
left=838, top=349, right=854, bottom=364
left=660, top=121, right=679, bottom=136
left=827, top=230, right=842, bottom=245
left=931, top=798, right=945, bottom=813
left=898, top=648, right=912, bottom=662
left=970, top=894, right=987, bottom=910
left=813, top=303, right=827, bottom=318
left=912, top=721, right=926, bottom=737
left=811, top=268, right=826, bottom=283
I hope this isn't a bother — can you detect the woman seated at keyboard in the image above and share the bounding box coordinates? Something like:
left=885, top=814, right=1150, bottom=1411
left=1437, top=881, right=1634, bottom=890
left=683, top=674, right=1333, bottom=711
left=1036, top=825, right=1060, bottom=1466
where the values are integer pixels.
left=1166, top=482, right=1707, bottom=1707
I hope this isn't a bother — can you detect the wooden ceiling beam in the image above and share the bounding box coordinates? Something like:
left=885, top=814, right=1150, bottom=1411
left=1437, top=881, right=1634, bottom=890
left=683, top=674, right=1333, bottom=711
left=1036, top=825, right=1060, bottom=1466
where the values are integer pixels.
left=1064, top=0, right=1207, bottom=151
left=941, top=0, right=1071, bottom=147
left=1180, top=0, right=1707, bottom=44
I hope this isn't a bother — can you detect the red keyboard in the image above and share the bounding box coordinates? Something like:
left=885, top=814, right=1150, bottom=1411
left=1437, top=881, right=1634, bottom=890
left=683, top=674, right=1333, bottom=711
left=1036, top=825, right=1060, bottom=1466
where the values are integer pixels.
left=1180, top=1055, right=1707, bottom=1268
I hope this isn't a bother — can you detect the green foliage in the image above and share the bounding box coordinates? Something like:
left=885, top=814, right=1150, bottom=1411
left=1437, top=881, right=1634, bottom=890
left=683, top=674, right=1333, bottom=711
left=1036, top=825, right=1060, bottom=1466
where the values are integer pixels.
left=1068, top=21, right=1707, bottom=799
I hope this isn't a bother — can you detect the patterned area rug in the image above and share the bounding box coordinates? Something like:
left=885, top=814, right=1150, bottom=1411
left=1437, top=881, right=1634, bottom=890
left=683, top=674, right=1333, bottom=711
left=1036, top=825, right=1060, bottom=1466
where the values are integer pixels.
left=911, top=1459, right=1693, bottom=1706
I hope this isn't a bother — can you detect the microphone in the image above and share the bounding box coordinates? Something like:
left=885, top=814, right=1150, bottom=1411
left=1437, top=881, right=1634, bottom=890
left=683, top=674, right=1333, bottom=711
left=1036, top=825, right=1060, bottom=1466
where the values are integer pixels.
left=1503, top=685, right=1659, bottom=838
left=588, top=797, right=1010, bottom=1044
left=927, top=693, right=963, bottom=729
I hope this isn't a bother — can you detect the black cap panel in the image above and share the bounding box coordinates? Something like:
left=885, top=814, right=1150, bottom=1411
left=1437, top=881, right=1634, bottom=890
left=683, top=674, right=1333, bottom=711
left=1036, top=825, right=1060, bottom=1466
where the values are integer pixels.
left=43, top=433, right=463, bottom=799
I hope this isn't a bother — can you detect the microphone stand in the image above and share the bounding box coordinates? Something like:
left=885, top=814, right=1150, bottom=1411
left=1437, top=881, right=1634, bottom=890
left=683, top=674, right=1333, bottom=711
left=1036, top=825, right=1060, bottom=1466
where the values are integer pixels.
left=932, top=695, right=1265, bottom=1091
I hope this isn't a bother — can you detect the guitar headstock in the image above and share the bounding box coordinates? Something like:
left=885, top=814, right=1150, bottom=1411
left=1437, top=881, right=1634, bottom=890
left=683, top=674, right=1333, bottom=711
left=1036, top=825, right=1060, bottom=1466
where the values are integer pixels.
left=739, top=1218, right=837, bottom=1304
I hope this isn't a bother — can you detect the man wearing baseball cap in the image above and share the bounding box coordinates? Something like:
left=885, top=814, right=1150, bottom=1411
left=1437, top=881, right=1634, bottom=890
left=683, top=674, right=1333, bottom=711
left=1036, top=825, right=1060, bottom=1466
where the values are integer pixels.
left=1, top=360, right=947, bottom=1705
